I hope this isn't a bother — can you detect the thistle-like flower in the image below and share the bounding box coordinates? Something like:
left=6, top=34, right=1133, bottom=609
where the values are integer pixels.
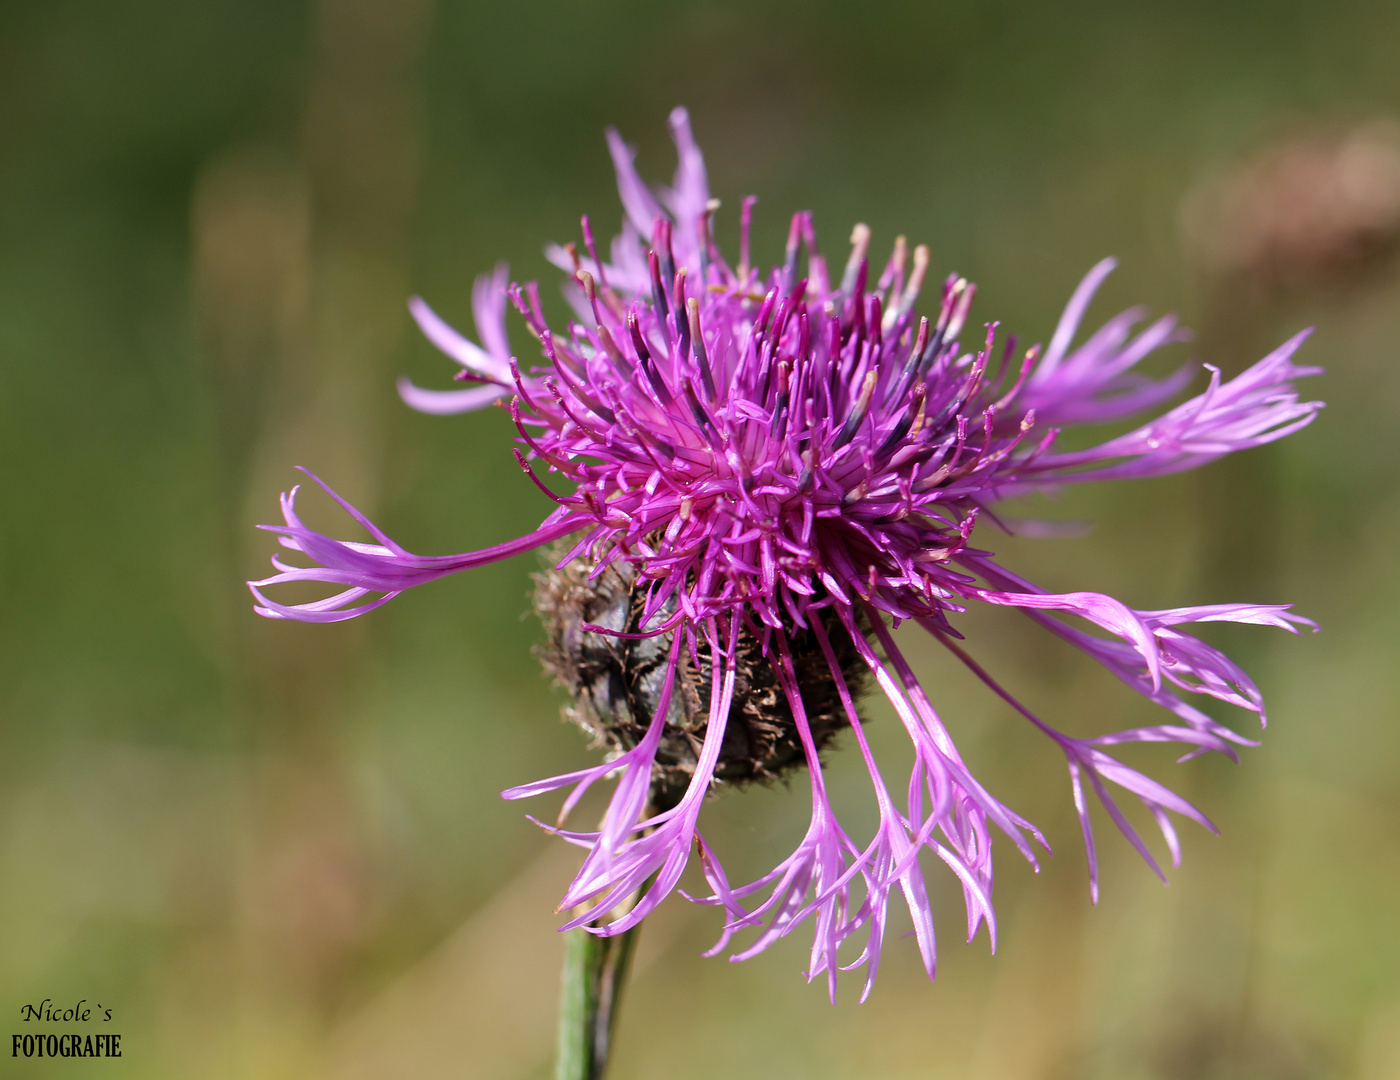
left=250, top=109, right=1322, bottom=1000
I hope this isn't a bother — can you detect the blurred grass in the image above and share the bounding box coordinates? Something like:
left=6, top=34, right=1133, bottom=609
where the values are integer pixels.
left=2, top=1, right=1399, bottom=1078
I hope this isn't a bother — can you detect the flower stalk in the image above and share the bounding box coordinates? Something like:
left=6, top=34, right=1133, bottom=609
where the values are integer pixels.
left=555, top=921, right=640, bottom=1080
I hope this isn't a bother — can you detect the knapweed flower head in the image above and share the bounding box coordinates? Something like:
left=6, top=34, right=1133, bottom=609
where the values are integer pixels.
left=250, top=108, right=1322, bottom=1001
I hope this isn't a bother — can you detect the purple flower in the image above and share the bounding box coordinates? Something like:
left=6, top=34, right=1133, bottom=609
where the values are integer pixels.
left=250, top=108, right=1322, bottom=1000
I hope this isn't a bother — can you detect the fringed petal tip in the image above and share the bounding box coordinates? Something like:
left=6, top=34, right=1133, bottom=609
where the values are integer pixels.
left=923, top=569, right=1302, bottom=898
left=247, top=580, right=397, bottom=623
left=249, top=471, right=585, bottom=624
left=1012, top=322, right=1324, bottom=492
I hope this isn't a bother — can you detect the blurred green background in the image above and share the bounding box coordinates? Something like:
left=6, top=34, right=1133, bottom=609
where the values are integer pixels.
left=3, top=1, right=1399, bottom=1077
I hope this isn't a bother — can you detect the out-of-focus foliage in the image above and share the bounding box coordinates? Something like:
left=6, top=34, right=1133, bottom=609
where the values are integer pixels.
left=1, top=1, right=1398, bottom=1078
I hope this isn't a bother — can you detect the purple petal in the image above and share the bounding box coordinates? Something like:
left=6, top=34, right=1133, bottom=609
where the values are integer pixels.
left=408, top=296, right=512, bottom=382
left=397, top=377, right=508, bottom=415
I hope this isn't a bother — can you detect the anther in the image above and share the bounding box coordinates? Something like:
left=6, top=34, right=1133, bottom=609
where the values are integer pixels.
left=945, top=279, right=976, bottom=341
left=656, top=218, right=676, bottom=300
left=839, top=223, right=872, bottom=297
left=754, top=287, right=778, bottom=337
left=581, top=216, right=624, bottom=320
left=887, top=243, right=929, bottom=329
left=913, top=282, right=965, bottom=382
left=889, top=316, right=930, bottom=401
left=684, top=383, right=713, bottom=434
left=576, top=268, right=611, bottom=333
left=832, top=369, right=878, bottom=449
left=907, top=383, right=928, bottom=440
left=797, top=447, right=816, bottom=493
left=879, top=235, right=908, bottom=311
left=876, top=383, right=926, bottom=458
left=990, top=343, right=1040, bottom=413
left=844, top=259, right=869, bottom=340
left=686, top=297, right=718, bottom=402
left=648, top=248, right=670, bottom=329
left=770, top=360, right=791, bottom=440
left=674, top=269, right=690, bottom=359
left=628, top=310, right=672, bottom=405
left=936, top=277, right=965, bottom=333
left=595, top=322, right=631, bottom=376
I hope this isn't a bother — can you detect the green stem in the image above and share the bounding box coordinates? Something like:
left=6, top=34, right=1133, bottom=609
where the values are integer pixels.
left=554, top=919, right=642, bottom=1080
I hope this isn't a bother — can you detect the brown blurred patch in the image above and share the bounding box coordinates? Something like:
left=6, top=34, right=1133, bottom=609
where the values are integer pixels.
left=244, top=764, right=376, bottom=1004
left=1151, top=1009, right=1332, bottom=1080
left=1182, top=120, right=1400, bottom=300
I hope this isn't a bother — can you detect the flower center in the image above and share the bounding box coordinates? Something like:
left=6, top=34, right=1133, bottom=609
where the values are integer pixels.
left=534, top=550, right=869, bottom=809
